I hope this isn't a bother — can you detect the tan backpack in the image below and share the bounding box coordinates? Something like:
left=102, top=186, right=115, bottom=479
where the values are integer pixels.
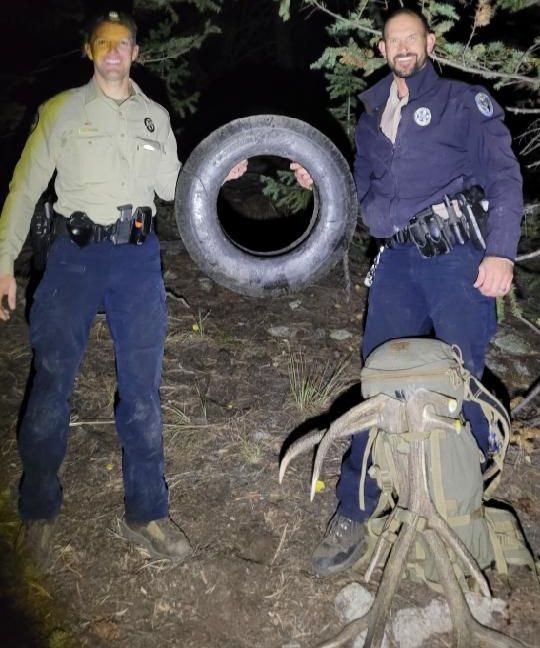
left=356, top=338, right=534, bottom=588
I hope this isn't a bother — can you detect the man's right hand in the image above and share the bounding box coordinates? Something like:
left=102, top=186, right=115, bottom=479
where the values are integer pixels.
left=0, top=274, right=16, bottom=321
left=290, top=162, right=314, bottom=190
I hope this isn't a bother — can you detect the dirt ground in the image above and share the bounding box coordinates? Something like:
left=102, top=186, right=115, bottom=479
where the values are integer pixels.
left=1, top=204, right=539, bottom=648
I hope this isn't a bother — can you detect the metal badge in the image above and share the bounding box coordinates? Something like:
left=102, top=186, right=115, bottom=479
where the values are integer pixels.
left=414, top=107, right=431, bottom=127
left=474, top=92, right=493, bottom=118
left=144, top=117, right=155, bottom=133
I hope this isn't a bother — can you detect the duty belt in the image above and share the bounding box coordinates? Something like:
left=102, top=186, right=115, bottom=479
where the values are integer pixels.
left=53, top=204, right=154, bottom=247
left=384, top=186, right=488, bottom=258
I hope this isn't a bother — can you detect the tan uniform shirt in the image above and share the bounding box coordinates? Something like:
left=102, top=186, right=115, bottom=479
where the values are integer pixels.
left=0, top=78, right=180, bottom=275
left=380, top=80, right=409, bottom=144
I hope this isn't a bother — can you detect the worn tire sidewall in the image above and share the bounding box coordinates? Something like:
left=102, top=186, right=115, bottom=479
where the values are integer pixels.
left=175, top=115, right=357, bottom=297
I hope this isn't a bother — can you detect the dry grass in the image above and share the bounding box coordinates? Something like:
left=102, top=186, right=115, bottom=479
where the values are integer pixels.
left=288, top=351, right=350, bottom=412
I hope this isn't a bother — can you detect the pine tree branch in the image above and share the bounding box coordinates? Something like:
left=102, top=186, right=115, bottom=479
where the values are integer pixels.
left=524, top=202, right=540, bottom=214
left=306, top=1, right=380, bottom=37
left=516, top=249, right=540, bottom=261
left=506, top=107, right=540, bottom=114
left=431, top=54, right=539, bottom=87
left=305, top=1, right=539, bottom=89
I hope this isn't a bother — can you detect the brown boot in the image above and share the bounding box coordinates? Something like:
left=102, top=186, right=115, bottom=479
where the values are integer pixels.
left=120, top=517, right=192, bottom=562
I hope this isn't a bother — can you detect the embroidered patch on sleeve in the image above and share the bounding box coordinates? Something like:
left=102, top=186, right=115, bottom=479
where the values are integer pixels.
left=474, top=92, right=493, bottom=118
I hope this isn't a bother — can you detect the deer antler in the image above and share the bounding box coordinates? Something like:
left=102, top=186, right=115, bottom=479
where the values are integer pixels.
left=280, top=394, right=412, bottom=499
left=310, top=395, right=404, bottom=500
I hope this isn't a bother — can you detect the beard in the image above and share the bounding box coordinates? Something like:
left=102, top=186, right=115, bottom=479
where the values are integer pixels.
left=388, top=52, right=427, bottom=78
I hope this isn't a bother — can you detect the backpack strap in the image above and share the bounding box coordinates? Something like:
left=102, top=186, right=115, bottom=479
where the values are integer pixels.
left=465, top=375, right=511, bottom=498
left=359, top=426, right=380, bottom=511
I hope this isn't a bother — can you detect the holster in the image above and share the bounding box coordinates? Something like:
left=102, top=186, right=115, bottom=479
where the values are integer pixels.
left=111, top=205, right=153, bottom=245
left=30, top=201, right=54, bottom=271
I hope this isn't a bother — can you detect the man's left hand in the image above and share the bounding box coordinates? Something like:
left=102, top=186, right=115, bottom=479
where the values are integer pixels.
left=225, top=159, right=248, bottom=182
left=474, top=256, right=514, bottom=298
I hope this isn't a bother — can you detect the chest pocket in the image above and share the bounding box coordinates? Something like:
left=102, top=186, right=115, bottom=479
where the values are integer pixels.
left=135, top=137, right=163, bottom=178
left=66, top=132, right=115, bottom=183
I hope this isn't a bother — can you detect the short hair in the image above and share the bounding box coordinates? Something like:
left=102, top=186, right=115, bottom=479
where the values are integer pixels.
left=382, top=8, right=432, bottom=40
left=85, top=10, right=138, bottom=44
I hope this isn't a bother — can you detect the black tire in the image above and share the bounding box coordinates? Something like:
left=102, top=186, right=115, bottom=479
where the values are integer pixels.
left=175, top=115, right=358, bottom=297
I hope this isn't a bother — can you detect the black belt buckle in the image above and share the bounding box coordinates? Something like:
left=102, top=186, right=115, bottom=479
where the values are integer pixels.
left=66, top=211, right=95, bottom=247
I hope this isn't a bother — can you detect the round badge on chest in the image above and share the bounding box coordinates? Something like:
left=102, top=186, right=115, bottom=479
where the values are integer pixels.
left=414, top=107, right=431, bottom=127
left=144, top=117, right=155, bottom=133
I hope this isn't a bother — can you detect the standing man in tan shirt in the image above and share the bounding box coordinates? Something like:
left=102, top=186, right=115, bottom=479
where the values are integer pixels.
left=0, top=9, right=245, bottom=567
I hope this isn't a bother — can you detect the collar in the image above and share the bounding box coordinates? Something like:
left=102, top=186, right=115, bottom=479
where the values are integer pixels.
left=388, top=80, right=408, bottom=107
left=360, top=60, right=440, bottom=114
left=83, top=77, right=145, bottom=106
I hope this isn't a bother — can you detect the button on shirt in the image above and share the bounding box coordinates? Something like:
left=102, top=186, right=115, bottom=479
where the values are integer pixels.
left=0, top=78, right=181, bottom=275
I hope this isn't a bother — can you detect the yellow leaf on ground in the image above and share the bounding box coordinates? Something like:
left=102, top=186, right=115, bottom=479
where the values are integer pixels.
left=315, top=479, right=325, bottom=493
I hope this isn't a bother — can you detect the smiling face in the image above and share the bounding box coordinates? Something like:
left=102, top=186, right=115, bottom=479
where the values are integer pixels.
left=85, top=22, right=139, bottom=88
left=379, top=13, right=435, bottom=79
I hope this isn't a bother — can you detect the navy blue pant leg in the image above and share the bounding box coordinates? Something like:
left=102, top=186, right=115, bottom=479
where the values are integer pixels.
left=336, top=243, right=496, bottom=523
left=337, top=244, right=432, bottom=522
left=18, top=238, right=106, bottom=519
left=421, top=243, right=496, bottom=458
left=104, top=234, right=169, bottom=522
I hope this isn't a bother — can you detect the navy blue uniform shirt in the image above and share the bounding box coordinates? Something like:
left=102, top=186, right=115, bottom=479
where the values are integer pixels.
left=354, top=61, right=523, bottom=260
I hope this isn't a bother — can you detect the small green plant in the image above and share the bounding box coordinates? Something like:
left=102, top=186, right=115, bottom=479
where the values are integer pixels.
left=240, top=431, right=263, bottom=465
left=192, top=309, right=210, bottom=335
left=194, top=382, right=208, bottom=424
left=288, top=352, right=350, bottom=411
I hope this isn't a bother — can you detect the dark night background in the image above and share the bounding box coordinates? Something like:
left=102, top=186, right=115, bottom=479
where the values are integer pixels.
left=1, top=0, right=538, bottom=209
left=0, top=0, right=345, bottom=205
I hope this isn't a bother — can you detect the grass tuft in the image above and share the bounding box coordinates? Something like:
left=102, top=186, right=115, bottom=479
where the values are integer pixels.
left=288, top=351, right=350, bottom=412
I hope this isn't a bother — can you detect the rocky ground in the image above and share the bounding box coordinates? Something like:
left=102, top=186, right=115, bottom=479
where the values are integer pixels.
left=0, top=204, right=539, bottom=648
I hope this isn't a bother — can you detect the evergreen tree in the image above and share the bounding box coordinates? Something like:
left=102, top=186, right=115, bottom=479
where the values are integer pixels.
left=134, top=0, right=225, bottom=118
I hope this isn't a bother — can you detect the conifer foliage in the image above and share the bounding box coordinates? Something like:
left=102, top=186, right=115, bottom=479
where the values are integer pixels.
left=135, top=0, right=225, bottom=118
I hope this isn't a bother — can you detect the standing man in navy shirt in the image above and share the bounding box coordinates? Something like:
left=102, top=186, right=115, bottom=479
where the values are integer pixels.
left=292, top=7, right=523, bottom=576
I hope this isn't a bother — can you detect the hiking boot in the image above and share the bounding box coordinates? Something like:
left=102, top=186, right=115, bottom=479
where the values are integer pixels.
left=311, top=513, right=367, bottom=576
left=21, top=518, right=57, bottom=570
left=120, top=517, right=193, bottom=562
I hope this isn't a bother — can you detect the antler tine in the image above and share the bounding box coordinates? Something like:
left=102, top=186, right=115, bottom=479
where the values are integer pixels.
left=278, top=428, right=326, bottom=484
left=310, top=395, right=391, bottom=501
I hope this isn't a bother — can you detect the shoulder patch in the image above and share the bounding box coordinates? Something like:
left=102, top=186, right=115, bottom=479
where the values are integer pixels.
left=474, top=92, right=493, bottom=118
